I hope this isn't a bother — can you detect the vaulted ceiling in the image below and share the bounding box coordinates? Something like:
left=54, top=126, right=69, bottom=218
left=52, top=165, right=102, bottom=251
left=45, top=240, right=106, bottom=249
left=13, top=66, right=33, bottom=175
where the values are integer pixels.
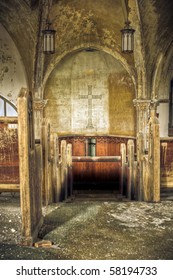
left=0, top=0, right=173, bottom=96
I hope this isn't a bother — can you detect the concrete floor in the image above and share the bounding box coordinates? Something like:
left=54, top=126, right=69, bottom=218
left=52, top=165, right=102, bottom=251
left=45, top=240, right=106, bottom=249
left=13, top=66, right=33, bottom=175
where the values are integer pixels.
left=0, top=189, right=173, bottom=260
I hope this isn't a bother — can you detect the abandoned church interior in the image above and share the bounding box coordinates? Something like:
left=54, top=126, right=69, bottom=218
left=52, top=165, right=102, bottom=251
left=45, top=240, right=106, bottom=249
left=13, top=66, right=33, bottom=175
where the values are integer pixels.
left=1, top=0, right=173, bottom=259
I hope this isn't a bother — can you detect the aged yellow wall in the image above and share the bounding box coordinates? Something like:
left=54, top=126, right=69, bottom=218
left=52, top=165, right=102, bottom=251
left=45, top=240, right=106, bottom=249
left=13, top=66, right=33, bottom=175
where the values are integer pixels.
left=44, top=50, right=136, bottom=136
left=108, top=72, right=136, bottom=136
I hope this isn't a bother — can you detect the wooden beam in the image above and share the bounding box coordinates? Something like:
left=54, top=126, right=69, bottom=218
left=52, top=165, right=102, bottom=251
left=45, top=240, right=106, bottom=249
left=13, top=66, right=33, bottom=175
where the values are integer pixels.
left=0, top=117, right=18, bottom=123
left=0, top=184, right=20, bottom=191
left=72, top=156, right=121, bottom=162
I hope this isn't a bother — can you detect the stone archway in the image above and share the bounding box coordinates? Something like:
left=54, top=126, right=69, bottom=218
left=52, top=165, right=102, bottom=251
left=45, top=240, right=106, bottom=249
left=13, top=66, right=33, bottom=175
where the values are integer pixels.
left=43, top=48, right=136, bottom=195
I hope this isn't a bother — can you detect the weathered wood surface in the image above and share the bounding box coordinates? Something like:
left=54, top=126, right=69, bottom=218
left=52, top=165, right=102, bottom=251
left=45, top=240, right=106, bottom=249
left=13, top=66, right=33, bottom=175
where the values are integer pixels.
left=18, top=88, right=43, bottom=245
left=61, top=140, right=68, bottom=200
left=0, top=121, right=19, bottom=185
left=120, top=143, right=126, bottom=196
left=52, top=134, right=61, bottom=202
left=160, top=139, right=173, bottom=187
left=42, top=120, right=52, bottom=205
left=59, top=136, right=135, bottom=191
left=0, top=184, right=20, bottom=191
left=67, top=143, right=73, bottom=198
left=72, top=156, right=121, bottom=162
left=127, top=139, right=135, bottom=200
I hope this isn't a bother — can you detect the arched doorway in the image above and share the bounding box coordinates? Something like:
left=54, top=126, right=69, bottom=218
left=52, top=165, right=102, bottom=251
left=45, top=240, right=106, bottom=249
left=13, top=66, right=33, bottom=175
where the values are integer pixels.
left=44, top=49, right=135, bottom=196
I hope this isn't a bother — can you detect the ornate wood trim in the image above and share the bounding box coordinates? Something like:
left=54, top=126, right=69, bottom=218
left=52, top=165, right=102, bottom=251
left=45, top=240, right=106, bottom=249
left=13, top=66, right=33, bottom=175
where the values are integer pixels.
left=58, top=135, right=136, bottom=144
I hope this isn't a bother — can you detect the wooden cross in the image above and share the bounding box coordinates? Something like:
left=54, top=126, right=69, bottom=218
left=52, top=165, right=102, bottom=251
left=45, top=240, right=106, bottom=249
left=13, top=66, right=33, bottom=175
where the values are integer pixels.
left=78, top=85, right=102, bottom=128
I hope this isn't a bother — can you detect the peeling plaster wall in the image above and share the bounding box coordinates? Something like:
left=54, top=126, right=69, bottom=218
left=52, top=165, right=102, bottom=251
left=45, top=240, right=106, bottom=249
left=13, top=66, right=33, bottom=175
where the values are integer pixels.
left=44, top=50, right=135, bottom=136
left=108, top=71, right=135, bottom=136
left=43, top=0, right=135, bottom=77
left=0, top=0, right=38, bottom=90
left=0, top=24, right=27, bottom=105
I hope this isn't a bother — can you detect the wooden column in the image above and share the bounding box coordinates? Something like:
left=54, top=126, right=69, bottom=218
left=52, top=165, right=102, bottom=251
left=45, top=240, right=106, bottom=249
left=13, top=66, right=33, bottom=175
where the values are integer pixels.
left=42, top=120, right=52, bottom=205
left=53, top=134, right=61, bottom=202
left=18, top=88, right=43, bottom=245
left=120, top=143, right=126, bottom=196
left=137, top=132, right=144, bottom=201
left=67, top=143, right=73, bottom=198
left=61, top=140, right=68, bottom=201
left=127, top=139, right=135, bottom=200
left=133, top=161, right=138, bottom=200
left=143, top=154, right=150, bottom=201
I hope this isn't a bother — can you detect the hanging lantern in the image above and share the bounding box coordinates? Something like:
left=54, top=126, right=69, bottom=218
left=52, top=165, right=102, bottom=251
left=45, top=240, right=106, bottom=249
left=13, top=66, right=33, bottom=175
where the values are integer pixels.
left=121, top=21, right=135, bottom=53
left=42, top=21, right=56, bottom=54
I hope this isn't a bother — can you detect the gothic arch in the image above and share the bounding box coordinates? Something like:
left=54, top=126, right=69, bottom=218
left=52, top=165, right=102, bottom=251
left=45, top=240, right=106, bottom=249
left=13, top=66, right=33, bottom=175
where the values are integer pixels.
left=42, top=45, right=137, bottom=96
left=43, top=48, right=136, bottom=137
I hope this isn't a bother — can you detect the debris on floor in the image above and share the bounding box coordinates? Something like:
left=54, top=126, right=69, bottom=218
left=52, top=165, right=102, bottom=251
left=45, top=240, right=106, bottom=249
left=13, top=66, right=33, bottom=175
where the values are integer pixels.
left=1, top=191, right=173, bottom=259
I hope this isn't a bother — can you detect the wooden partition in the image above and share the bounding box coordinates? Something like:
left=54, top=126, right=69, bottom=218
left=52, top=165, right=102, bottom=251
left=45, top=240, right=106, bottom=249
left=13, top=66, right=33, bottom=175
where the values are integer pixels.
left=160, top=138, right=173, bottom=187
left=42, top=120, right=53, bottom=205
left=0, top=118, right=19, bottom=191
left=59, top=135, right=136, bottom=191
left=18, top=88, right=43, bottom=245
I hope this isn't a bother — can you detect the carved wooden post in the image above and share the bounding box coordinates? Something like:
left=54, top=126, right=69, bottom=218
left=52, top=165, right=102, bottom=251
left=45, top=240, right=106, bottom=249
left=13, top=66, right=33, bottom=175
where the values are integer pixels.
left=61, top=140, right=68, bottom=201
left=52, top=134, right=61, bottom=202
left=160, top=142, right=167, bottom=167
left=127, top=139, right=135, bottom=200
left=42, top=120, right=52, bottom=205
left=133, top=161, right=138, bottom=200
left=160, top=142, right=167, bottom=187
left=143, top=154, right=150, bottom=201
left=120, top=143, right=126, bottom=196
left=67, top=143, right=73, bottom=198
left=137, top=132, right=145, bottom=201
left=52, top=133, right=57, bottom=201
left=18, top=88, right=43, bottom=245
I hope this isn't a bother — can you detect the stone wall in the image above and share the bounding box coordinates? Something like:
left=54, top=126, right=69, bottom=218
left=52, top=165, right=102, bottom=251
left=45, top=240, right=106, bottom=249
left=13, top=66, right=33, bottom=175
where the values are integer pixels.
left=44, top=49, right=135, bottom=136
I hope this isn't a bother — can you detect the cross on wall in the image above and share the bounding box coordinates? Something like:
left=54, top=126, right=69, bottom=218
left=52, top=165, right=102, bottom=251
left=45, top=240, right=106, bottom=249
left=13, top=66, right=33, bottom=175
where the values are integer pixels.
left=78, top=85, right=102, bottom=129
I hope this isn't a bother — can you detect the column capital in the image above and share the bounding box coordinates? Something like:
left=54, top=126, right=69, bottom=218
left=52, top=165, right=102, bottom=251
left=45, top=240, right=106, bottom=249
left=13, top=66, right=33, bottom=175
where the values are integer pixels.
left=33, top=99, right=48, bottom=111
left=133, top=99, right=151, bottom=110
